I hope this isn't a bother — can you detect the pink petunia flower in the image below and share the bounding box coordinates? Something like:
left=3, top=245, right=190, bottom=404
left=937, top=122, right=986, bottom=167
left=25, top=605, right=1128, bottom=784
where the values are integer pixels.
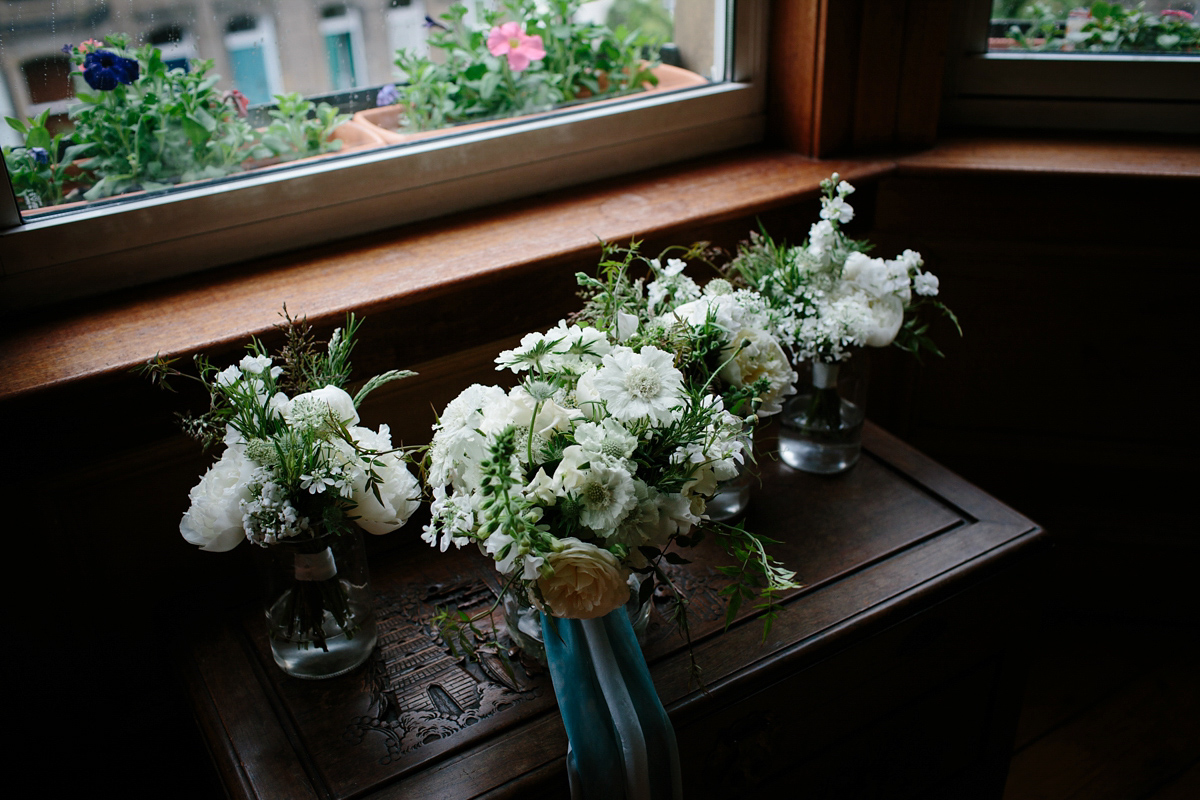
left=486, top=21, right=546, bottom=73
left=1161, top=9, right=1193, bottom=21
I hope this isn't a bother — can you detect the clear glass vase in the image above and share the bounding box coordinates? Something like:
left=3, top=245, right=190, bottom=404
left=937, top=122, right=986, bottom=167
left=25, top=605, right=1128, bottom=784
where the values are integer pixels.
left=706, top=428, right=754, bottom=522
left=778, top=351, right=869, bottom=474
left=502, top=573, right=652, bottom=665
left=262, top=528, right=378, bottom=679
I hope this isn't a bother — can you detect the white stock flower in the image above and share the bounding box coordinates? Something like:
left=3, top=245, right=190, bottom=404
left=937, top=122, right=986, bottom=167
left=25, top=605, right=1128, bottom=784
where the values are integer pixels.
left=808, top=220, right=836, bottom=256
left=537, top=538, right=631, bottom=619
left=914, top=271, right=940, bottom=297
left=180, top=447, right=257, bottom=552
left=523, top=468, right=558, bottom=506
left=820, top=196, right=854, bottom=224
left=590, top=346, right=685, bottom=426
left=719, top=327, right=798, bottom=417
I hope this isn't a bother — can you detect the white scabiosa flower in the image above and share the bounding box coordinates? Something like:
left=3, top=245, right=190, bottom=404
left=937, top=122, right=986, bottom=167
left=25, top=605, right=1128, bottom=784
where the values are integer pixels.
left=589, top=346, right=685, bottom=426
left=576, top=461, right=638, bottom=534
left=573, top=418, right=639, bottom=463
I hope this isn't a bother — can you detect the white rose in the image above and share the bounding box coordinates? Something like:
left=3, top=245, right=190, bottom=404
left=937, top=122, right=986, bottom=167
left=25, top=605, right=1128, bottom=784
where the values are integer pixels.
left=719, top=327, right=799, bottom=417
left=864, top=294, right=905, bottom=347
left=346, top=425, right=421, bottom=534
left=537, top=538, right=631, bottom=619
left=180, top=447, right=257, bottom=552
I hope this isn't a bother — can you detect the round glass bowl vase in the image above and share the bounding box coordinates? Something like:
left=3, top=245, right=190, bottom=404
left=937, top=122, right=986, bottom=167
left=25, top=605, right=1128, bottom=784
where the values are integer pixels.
left=778, top=351, right=869, bottom=474
left=502, top=574, right=652, bottom=664
left=262, top=528, right=378, bottom=679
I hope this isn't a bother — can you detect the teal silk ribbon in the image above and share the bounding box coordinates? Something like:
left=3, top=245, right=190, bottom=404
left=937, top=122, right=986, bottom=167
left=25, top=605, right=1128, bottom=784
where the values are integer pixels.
left=541, top=609, right=683, bottom=800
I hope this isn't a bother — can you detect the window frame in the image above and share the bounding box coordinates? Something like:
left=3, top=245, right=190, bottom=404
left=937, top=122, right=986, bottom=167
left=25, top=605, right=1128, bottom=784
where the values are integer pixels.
left=0, top=0, right=767, bottom=312
left=941, top=0, right=1200, bottom=133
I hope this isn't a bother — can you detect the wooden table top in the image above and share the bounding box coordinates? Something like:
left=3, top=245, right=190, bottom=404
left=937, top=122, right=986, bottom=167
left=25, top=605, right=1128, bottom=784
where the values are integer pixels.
left=179, top=422, right=1045, bottom=800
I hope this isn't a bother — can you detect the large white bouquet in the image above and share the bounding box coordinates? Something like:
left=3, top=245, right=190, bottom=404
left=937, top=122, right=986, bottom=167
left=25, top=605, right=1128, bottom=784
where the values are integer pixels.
left=424, top=314, right=797, bottom=629
left=729, top=173, right=958, bottom=364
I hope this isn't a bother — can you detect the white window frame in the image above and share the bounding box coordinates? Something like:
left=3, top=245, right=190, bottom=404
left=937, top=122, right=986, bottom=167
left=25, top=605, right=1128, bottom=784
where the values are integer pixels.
left=223, top=15, right=286, bottom=108
left=318, top=6, right=371, bottom=90
left=942, top=0, right=1200, bottom=133
left=0, top=0, right=767, bottom=311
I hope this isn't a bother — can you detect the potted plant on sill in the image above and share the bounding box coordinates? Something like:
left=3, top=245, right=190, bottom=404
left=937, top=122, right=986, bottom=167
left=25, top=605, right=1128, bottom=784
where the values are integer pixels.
left=355, top=0, right=706, bottom=145
left=3, top=35, right=383, bottom=216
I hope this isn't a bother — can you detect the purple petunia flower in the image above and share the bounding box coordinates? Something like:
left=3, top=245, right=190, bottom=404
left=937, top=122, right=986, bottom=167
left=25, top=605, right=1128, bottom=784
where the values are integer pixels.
left=423, top=15, right=448, bottom=31
left=82, top=50, right=139, bottom=91
left=30, top=147, right=49, bottom=165
left=376, top=84, right=399, bottom=107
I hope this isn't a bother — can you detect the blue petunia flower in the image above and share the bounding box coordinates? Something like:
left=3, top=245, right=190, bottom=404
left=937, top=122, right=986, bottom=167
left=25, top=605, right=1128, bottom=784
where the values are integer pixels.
left=30, top=147, right=49, bottom=165
left=82, top=50, right=139, bottom=91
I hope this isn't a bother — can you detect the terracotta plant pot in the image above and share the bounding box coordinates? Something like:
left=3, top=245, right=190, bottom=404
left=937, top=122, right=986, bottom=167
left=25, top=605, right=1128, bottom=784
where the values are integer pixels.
left=354, top=63, right=709, bottom=146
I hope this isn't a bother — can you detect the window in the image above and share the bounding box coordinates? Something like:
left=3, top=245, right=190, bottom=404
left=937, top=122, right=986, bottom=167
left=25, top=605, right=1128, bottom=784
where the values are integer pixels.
left=943, top=0, right=1200, bottom=132
left=224, top=15, right=285, bottom=107
left=318, top=5, right=369, bottom=91
left=0, top=0, right=766, bottom=310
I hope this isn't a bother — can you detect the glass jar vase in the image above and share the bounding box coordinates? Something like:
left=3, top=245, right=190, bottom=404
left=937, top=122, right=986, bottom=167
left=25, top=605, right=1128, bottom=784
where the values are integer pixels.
left=502, top=573, right=652, bottom=664
left=778, top=351, right=869, bottom=474
left=262, top=528, right=378, bottom=679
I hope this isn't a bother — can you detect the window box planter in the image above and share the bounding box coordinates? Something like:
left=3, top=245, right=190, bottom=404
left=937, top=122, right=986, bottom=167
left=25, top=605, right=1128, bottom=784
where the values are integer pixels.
left=352, top=64, right=709, bottom=146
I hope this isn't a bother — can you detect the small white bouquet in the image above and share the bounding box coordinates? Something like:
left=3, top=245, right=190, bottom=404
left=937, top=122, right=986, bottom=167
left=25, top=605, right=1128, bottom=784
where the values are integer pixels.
left=142, top=311, right=421, bottom=675
left=727, top=174, right=960, bottom=473
left=728, top=173, right=958, bottom=364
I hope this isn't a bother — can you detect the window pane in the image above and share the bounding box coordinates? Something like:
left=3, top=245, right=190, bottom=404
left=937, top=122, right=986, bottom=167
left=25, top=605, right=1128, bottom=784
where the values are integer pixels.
left=988, top=1, right=1200, bottom=54
left=1, top=0, right=728, bottom=220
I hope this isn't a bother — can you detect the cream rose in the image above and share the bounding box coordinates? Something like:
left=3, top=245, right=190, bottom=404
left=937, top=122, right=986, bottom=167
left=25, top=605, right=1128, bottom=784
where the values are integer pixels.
left=537, top=538, right=631, bottom=619
left=719, top=327, right=799, bottom=417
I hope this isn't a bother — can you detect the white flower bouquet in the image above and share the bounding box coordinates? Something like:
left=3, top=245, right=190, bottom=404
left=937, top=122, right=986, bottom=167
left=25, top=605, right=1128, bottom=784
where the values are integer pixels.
left=728, top=173, right=958, bottom=364
left=423, top=304, right=797, bottom=666
left=725, top=175, right=960, bottom=467
left=142, top=311, right=421, bottom=668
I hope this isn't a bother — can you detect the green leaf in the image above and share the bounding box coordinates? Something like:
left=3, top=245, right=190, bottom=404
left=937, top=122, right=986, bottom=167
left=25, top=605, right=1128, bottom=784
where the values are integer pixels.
left=479, top=71, right=501, bottom=102
left=191, top=106, right=217, bottom=132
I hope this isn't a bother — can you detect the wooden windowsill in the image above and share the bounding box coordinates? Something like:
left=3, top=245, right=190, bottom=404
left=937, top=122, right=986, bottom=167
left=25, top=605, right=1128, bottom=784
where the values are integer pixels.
left=1, top=135, right=1197, bottom=405
left=0, top=148, right=890, bottom=403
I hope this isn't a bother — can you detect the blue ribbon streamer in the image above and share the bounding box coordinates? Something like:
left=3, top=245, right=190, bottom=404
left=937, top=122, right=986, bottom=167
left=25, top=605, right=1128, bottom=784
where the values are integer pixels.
left=541, top=609, right=683, bottom=800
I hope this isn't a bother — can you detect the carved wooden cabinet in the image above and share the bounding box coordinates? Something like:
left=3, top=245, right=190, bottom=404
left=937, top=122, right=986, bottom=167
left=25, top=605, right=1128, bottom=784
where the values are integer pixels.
left=180, top=423, right=1046, bottom=799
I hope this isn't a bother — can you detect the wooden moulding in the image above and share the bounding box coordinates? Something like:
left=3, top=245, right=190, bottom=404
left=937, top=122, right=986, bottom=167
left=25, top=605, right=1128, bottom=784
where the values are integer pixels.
left=353, top=64, right=710, bottom=146
left=18, top=120, right=386, bottom=219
